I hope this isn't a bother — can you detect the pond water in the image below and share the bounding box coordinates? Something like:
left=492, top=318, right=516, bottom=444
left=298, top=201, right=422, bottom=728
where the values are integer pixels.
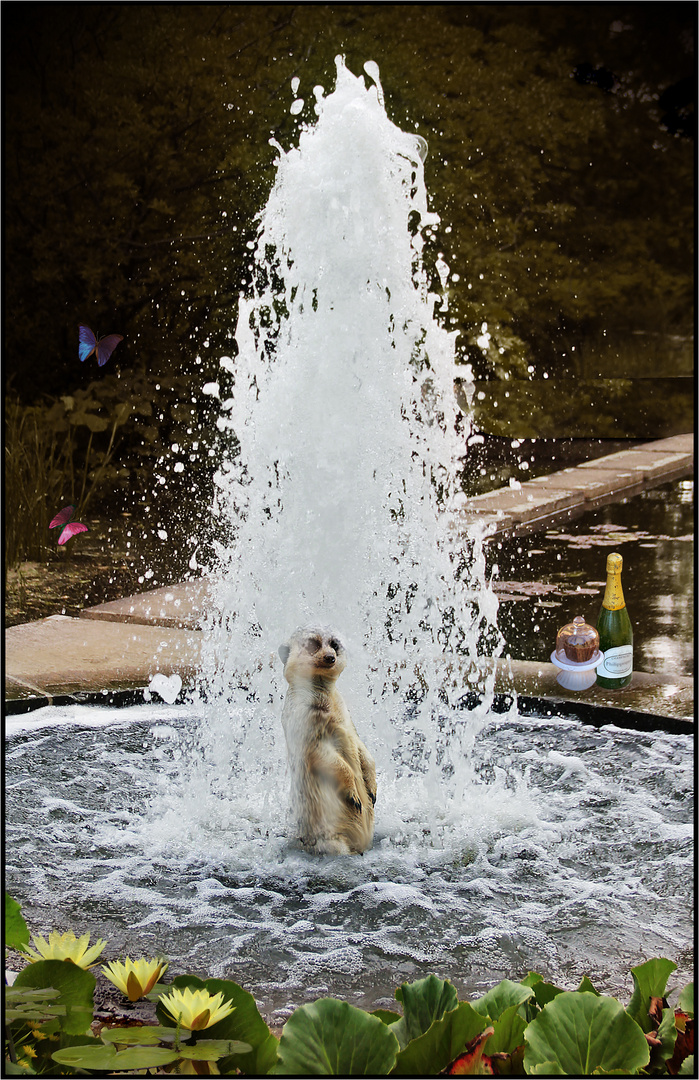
left=5, top=703, right=693, bottom=1020
left=489, top=477, right=694, bottom=677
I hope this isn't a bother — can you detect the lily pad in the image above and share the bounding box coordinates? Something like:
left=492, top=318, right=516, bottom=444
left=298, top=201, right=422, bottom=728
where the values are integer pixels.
left=100, top=1024, right=179, bottom=1045
left=5, top=986, right=65, bottom=1023
left=156, top=974, right=276, bottom=1074
left=52, top=1043, right=179, bottom=1070
left=177, top=1039, right=252, bottom=1061
left=524, top=991, right=650, bottom=1075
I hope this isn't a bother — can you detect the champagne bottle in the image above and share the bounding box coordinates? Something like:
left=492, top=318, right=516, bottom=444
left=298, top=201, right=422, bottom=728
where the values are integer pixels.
left=596, top=552, right=633, bottom=689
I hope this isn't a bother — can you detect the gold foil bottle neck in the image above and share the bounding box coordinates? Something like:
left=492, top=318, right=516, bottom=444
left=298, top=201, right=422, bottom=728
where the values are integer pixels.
left=606, top=553, right=623, bottom=574
left=602, top=551, right=625, bottom=611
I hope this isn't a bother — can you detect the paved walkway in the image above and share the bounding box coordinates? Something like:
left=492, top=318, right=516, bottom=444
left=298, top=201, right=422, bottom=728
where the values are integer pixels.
left=5, top=434, right=693, bottom=724
left=452, top=432, right=693, bottom=538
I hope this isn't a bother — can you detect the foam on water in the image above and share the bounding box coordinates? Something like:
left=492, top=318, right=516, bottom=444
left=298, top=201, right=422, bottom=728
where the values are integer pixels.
left=5, top=705, right=693, bottom=1015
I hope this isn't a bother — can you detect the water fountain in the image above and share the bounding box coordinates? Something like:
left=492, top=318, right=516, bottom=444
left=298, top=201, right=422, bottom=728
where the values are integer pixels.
left=5, top=58, right=692, bottom=1019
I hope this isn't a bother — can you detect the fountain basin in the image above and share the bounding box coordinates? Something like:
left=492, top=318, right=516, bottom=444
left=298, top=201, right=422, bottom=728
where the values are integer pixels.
left=5, top=700, right=692, bottom=1022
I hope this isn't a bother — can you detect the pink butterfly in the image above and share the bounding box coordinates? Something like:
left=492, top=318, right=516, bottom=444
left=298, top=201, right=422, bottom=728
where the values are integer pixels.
left=49, top=506, right=88, bottom=545
left=79, top=324, right=123, bottom=367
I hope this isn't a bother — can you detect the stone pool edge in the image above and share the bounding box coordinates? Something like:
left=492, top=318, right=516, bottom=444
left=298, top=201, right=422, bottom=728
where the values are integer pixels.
left=5, top=654, right=692, bottom=734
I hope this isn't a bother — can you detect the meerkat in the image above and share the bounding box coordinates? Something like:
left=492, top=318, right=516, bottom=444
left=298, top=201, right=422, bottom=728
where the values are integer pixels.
left=278, top=628, right=377, bottom=855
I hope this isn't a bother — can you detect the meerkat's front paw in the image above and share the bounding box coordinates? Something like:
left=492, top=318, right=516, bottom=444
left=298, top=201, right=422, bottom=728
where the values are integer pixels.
left=368, top=789, right=376, bottom=806
left=345, top=791, right=363, bottom=813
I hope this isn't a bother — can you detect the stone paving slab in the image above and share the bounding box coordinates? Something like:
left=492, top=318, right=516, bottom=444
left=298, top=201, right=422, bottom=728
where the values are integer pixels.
left=577, top=448, right=691, bottom=480
left=460, top=486, right=581, bottom=522
left=5, top=615, right=201, bottom=698
left=641, top=433, right=694, bottom=453
left=448, top=511, right=515, bottom=538
left=525, top=466, right=639, bottom=499
left=80, top=579, right=212, bottom=629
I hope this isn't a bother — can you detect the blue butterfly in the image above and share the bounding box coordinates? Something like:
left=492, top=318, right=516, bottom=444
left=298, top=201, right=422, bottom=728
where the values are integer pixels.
left=79, top=324, right=123, bottom=367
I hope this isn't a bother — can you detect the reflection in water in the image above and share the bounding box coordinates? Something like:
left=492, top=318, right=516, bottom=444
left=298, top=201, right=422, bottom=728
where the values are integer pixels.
left=490, top=479, right=694, bottom=675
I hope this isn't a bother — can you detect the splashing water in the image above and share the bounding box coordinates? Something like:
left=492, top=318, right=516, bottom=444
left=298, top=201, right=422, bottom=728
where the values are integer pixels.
left=187, top=56, right=503, bottom=838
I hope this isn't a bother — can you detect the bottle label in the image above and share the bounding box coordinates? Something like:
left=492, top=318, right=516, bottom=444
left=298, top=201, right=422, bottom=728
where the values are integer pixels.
left=597, top=645, right=633, bottom=678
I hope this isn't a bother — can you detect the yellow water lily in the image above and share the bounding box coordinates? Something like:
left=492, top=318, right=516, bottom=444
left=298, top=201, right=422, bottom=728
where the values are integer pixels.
left=21, top=930, right=106, bottom=968
left=101, top=957, right=169, bottom=1001
left=160, top=986, right=236, bottom=1031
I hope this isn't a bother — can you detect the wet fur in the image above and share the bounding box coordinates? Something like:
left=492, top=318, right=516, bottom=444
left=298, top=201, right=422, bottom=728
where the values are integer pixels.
left=278, top=628, right=376, bottom=855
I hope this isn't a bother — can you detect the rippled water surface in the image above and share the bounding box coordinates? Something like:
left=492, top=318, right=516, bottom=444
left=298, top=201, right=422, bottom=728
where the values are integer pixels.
left=5, top=704, right=693, bottom=1020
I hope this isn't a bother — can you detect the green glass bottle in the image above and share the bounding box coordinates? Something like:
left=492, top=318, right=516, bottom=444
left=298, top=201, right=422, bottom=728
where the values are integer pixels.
left=596, top=552, right=633, bottom=689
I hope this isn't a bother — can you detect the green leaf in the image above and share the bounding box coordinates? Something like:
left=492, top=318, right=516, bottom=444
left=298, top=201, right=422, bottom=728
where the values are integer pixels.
left=100, top=1024, right=178, bottom=1044
left=392, top=974, right=459, bottom=1048
left=68, top=411, right=109, bottom=432
left=156, top=975, right=277, bottom=1074
left=523, top=991, right=650, bottom=1076
left=676, top=983, right=694, bottom=1017
left=5, top=986, right=62, bottom=1016
left=391, top=1001, right=487, bottom=1076
left=577, top=976, right=601, bottom=996
left=177, top=1039, right=252, bottom=1060
left=113, top=401, right=133, bottom=425
left=5, top=999, right=66, bottom=1022
left=521, top=972, right=544, bottom=988
left=472, top=979, right=534, bottom=1021
left=483, top=1001, right=527, bottom=1055
left=654, top=1001, right=678, bottom=1063
left=52, top=1042, right=179, bottom=1070
left=626, top=958, right=677, bottom=1033
left=533, top=981, right=565, bottom=1009
left=13, top=959, right=95, bottom=1035
left=372, top=1009, right=402, bottom=1025
left=4, top=1062, right=37, bottom=1075
left=271, top=998, right=400, bottom=1075
left=4, top=893, right=29, bottom=950
left=678, top=1055, right=695, bottom=1076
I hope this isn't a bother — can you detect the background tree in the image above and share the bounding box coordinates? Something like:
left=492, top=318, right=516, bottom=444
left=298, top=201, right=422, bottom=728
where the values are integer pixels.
left=4, top=3, right=693, bottom=403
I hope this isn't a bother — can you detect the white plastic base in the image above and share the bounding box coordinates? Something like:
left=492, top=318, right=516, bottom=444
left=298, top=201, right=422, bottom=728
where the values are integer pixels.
left=550, top=650, right=605, bottom=692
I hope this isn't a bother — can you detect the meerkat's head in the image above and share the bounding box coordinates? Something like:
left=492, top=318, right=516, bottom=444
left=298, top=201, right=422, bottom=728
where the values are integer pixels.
left=278, top=628, right=347, bottom=685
